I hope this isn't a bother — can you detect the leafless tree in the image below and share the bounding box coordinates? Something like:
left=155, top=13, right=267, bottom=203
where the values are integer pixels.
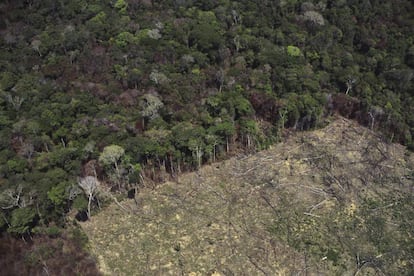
left=368, top=106, right=384, bottom=130
left=149, top=71, right=169, bottom=85
left=216, top=69, right=225, bottom=92
left=140, top=94, right=164, bottom=119
left=345, top=77, right=357, bottom=95
left=231, top=10, right=241, bottom=25
left=31, top=39, right=42, bottom=56
left=19, top=142, right=35, bottom=164
left=68, top=185, right=82, bottom=201
left=303, top=10, right=325, bottom=26
left=139, top=93, right=164, bottom=128
left=0, top=187, right=23, bottom=210
left=78, top=176, right=100, bottom=219
left=0, top=185, right=34, bottom=209
left=4, top=92, right=25, bottom=111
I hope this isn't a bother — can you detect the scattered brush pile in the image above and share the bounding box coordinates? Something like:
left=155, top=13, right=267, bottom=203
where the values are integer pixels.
left=83, top=117, right=414, bottom=275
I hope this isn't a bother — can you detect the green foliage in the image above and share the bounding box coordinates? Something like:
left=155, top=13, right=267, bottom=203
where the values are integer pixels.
left=45, top=225, right=62, bottom=237
left=68, top=226, right=89, bottom=249
left=0, top=71, right=17, bottom=90
left=114, top=0, right=128, bottom=14
left=283, top=93, right=324, bottom=130
left=286, top=45, right=301, bottom=57
left=8, top=208, right=36, bottom=235
left=0, top=0, right=413, bottom=239
left=72, top=196, right=87, bottom=212
left=6, top=157, right=28, bottom=175
left=113, top=31, right=137, bottom=48
left=86, top=11, right=108, bottom=38
left=99, top=145, right=125, bottom=168
left=47, top=182, right=68, bottom=206
left=208, top=121, right=235, bottom=140
left=128, top=163, right=142, bottom=184
left=32, top=225, right=62, bottom=237
left=189, top=10, right=224, bottom=53
left=0, top=214, right=7, bottom=229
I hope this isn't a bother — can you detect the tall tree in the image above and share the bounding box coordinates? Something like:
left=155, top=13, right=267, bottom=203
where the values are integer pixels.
left=78, top=176, right=99, bottom=220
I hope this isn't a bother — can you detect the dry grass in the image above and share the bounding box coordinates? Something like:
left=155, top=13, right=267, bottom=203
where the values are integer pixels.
left=82, top=117, right=413, bottom=275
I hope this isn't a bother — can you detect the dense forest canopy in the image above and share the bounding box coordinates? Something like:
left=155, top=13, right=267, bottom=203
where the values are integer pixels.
left=0, top=0, right=413, bottom=236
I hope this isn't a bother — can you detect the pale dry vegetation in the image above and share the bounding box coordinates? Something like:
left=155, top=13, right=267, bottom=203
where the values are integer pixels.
left=82, top=117, right=414, bottom=275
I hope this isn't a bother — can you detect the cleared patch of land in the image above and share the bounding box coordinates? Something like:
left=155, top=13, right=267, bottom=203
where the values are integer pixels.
left=82, top=117, right=414, bottom=275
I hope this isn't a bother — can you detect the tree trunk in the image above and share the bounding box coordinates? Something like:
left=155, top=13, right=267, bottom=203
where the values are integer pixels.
left=197, top=149, right=202, bottom=169
left=247, top=134, right=251, bottom=148
left=369, top=112, right=375, bottom=130
left=213, top=144, right=216, bottom=163
left=169, top=155, right=174, bottom=175
left=226, top=137, right=229, bottom=153
left=114, top=161, right=121, bottom=190
left=87, top=194, right=92, bottom=219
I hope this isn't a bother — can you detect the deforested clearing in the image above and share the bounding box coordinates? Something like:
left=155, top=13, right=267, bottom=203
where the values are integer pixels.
left=83, top=117, right=414, bottom=275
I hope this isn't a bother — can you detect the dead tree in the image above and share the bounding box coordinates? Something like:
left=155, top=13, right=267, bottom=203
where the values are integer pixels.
left=345, top=77, right=357, bottom=95
left=78, top=176, right=100, bottom=219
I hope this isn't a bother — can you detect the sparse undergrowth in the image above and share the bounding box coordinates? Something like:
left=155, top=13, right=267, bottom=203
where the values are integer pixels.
left=82, top=117, right=414, bottom=275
